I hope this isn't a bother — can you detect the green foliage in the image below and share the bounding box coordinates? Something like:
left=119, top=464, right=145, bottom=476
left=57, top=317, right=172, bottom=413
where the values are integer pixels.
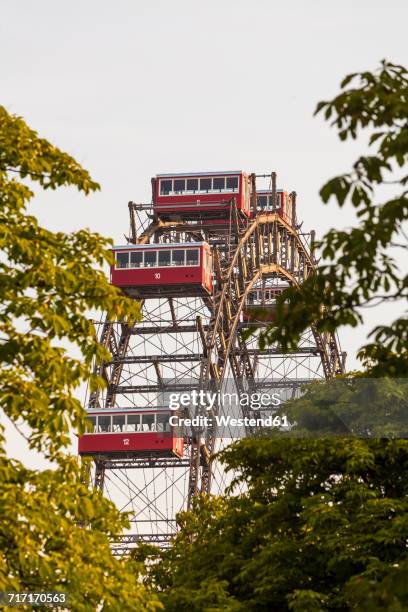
left=148, top=437, right=408, bottom=611
left=259, top=61, right=408, bottom=376
left=0, top=106, right=141, bottom=457
left=0, top=451, right=159, bottom=611
left=268, top=377, right=408, bottom=439
left=345, top=557, right=408, bottom=611
left=0, top=106, right=159, bottom=609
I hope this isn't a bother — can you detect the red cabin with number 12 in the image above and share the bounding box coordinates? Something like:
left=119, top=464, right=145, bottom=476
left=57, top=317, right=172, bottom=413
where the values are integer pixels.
left=78, top=409, right=184, bottom=458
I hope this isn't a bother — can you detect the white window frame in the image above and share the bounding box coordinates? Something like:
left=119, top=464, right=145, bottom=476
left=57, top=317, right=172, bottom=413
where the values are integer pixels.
left=159, top=179, right=173, bottom=196
left=143, top=250, right=158, bottom=268
left=86, top=415, right=97, bottom=432
left=185, top=177, right=200, bottom=193
left=158, top=175, right=240, bottom=197
left=112, top=414, right=126, bottom=433
left=115, top=251, right=130, bottom=269
left=130, top=250, right=144, bottom=268
left=158, top=250, right=172, bottom=267
left=90, top=412, right=172, bottom=434
left=171, top=249, right=186, bottom=267
left=116, top=248, right=201, bottom=270
left=185, top=248, right=200, bottom=267
left=96, top=414, right=112, bottom=433
left=258, top=195, right=268, bottom=208
left=125, top=414, right=142, bottom=432
left=173, top=178, right=187, bottom=195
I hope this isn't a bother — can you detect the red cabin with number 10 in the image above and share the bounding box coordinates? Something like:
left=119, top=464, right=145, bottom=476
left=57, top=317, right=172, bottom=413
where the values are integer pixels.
left=111, top=242, right=213, bottom=298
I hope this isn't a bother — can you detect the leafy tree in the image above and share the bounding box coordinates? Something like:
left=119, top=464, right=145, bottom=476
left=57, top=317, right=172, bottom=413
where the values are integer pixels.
left=0, top=106, right=160, bottom=610
left=259, top=60, right=408, bottom=376
left=144, top=61, right=408, bottom=610
left=269, top=376, right=408, bottom=439
left=145, top=438, right=408, bottom=611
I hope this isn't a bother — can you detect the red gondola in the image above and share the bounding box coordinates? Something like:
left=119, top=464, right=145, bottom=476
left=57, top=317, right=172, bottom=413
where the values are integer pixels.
left=243, top=287, right=287, bottom=323
left=111, top=242, right=213, bottom=298
left=78, top=409, right=184, bottom=458
left=257, top=189, right=293, bottom=225
left=152, top=171, right=251, bottom=219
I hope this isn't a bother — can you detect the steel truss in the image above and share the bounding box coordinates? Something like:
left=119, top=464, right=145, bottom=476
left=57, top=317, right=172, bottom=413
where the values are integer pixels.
left=84, top=178, right=345, bottom=554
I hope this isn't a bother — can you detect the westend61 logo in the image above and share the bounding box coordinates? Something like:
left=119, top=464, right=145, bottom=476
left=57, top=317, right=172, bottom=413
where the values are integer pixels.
left=168, top=390, right=289, bottom=429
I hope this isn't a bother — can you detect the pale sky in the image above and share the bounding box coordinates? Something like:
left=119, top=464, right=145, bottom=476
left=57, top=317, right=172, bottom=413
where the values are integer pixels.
left=2, top=0, right=407, bottom=457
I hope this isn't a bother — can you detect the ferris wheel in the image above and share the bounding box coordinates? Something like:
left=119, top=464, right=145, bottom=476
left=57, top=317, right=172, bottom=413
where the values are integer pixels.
left=79, top=170, right=345, bottom=554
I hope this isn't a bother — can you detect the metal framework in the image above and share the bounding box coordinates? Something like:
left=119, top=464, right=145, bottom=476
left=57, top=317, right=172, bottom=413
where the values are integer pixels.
left=84, top=172, right=345, bottom=554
